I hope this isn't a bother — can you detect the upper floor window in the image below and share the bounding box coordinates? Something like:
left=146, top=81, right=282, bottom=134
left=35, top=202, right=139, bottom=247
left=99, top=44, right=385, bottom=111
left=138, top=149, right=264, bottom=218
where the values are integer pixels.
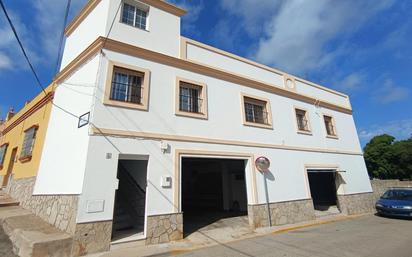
left=20, top=126, right=38, bottom=162
left=323, top=115, right=338, bottom=138
left=121, top=2, right=148, bottom=30
left=104, top=61, right=151, bottom=111
left=175, top=78, right=208, bottom=119
left=241, top=94, right=273, bottom=129
left=110, top=67, right=143, bottom=104
left=295, top=108, right=311, bottom=133
left=0, top=143, right=8, bottom=167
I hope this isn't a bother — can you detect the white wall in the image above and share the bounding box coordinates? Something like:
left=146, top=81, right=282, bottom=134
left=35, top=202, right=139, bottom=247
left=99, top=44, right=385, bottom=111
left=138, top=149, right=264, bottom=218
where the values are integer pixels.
left=34, top=55, right=101, bottom=194
left=92, top=51, right=363, bottom=154
left=106, top=0, right=181, bottom=57
left=71, top=49, right=371, bottom=223
left=185, top=42, right=350, bottom=108
left=76, top=135, right=371, bottom=223
left=60, top=0, right=110, bottom=69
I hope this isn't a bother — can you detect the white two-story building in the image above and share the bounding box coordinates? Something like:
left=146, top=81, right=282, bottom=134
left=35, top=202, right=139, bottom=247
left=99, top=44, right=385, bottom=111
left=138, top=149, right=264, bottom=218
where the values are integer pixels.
left=12, top=0, right=374, bottom=255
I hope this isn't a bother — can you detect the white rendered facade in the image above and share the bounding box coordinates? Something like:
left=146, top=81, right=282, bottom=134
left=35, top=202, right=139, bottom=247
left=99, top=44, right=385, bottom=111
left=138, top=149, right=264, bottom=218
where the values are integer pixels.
left=34, top=0, right=372, bottom=248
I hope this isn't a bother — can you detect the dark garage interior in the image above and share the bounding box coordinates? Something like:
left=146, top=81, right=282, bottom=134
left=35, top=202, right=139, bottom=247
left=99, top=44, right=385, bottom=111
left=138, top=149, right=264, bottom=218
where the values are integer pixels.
left=182, top=158, right=248, bottom=236
left=307, top=171, right=338, bottom=211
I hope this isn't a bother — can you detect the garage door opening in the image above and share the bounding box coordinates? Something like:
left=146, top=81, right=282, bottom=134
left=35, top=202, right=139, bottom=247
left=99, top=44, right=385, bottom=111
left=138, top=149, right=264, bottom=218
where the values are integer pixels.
left=182, top=158, right=248, bottom=236
left=307, top=170, right=340, bottom=216
left=112, top=159, right=147, bottom=243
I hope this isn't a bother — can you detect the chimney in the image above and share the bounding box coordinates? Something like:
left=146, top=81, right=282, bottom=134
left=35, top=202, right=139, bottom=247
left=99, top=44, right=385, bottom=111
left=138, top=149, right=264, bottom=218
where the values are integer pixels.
left=6, top=108, right=14, bottom=121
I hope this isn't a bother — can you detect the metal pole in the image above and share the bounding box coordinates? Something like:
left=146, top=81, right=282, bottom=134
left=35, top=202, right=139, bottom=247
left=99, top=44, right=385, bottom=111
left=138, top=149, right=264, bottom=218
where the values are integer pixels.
left=263, top=172, right=272, bottom=227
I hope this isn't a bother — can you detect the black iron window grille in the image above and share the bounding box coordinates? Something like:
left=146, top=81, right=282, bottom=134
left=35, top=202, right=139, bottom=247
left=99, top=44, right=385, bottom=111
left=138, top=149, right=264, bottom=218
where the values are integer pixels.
left=244, top=101, right=269, bottom=124
left=179, top=84, right=203, bottom=113
left=110, top=69, right=143, bottom=104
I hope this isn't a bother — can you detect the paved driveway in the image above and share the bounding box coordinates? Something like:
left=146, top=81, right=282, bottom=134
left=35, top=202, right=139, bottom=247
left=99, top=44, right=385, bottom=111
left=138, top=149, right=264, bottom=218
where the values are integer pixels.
left=173, top=215, right=412, bottom=257
left=0, top=226, right=17, bottom=257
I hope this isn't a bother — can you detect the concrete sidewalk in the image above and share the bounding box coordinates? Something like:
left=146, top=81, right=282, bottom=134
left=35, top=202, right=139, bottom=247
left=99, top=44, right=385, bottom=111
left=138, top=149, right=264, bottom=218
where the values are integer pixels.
left=87, top=213, right=362, bottom=257
left=169, top=214, right=412, bottom=257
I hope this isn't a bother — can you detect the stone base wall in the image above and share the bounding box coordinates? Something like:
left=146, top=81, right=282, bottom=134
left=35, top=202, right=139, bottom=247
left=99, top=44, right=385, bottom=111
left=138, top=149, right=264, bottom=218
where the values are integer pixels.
left=371, top=180, right=412, bottom=202
left=72, top=221, right=113, bottom=256
left=5, top=176, right=79, bottom=234
left=248, top=199, right=315, bottom=228
left=337, top=192, right=375, bottom=215
left=146, top=213, right=183, bottom=245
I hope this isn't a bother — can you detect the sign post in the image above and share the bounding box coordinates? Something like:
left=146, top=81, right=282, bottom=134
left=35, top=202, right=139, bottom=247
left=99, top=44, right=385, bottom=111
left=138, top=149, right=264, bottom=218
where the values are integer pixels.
left=255, top=156, right=272, bottom=227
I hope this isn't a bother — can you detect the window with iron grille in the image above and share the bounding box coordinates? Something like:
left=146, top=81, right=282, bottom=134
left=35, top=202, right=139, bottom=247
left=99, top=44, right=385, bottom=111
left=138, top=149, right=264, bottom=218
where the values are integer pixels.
left=244, top=97, right=268, bottom=124
left=295, top=109, right=310, bottom=131
left=179, top=82, right=202, bottom=113
left=110, top=67, right=143, bottom=104
left=20, top=127, right=37, bottom=159
left=121, top=2, right=148, bottom=30
left=0, top=144, right=8, bottom=166
left=324, top=115, right=337, bottom=136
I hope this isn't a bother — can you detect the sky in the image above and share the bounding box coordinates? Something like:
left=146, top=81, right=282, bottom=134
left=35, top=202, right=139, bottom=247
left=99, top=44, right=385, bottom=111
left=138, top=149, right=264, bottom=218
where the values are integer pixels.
left=0, top=0, right=411, bottom=146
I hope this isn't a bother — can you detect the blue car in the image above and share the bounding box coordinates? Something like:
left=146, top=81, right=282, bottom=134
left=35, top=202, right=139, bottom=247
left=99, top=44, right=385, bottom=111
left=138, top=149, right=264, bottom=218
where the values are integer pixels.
left=375, top=188, right=412, bottom=218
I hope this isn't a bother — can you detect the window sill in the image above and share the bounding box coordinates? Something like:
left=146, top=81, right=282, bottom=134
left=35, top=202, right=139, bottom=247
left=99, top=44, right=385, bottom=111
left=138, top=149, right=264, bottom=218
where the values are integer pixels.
left=175, top=110, right=208, bottom=120
left=243, top=122, right=273, bottom=130
left=19, top=155, right=32, bottom=163
left=326, top=135, right=339, bottom=140
left=103, top=99, right=148, bottom=111
left=120, top=22, right=150, bottom=33
left=297, top=130, right=312, bottom=136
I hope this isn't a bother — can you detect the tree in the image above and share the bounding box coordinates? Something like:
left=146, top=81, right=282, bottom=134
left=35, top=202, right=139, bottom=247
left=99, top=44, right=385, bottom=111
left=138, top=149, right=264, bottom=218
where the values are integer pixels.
left=363, top=134, right=412, bottom=180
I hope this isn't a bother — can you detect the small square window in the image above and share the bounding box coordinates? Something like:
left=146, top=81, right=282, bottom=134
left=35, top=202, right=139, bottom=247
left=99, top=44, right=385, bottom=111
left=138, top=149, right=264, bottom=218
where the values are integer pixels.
left=241, top=94, right=273, bottom=129
left=104, top=61, right=151, bottom=111
left=110, top=67, right=143, bottom=104
left=121, top=2, right=148, bottom=30
left=175, top=78, right=208, bottom=119
left=324, top=115, right=337, bottom=137
left=20, top=126, right=38, bottom=161
left=179, top=83, right=202, bottom=113
left=295, top=108, right=311, bottom=133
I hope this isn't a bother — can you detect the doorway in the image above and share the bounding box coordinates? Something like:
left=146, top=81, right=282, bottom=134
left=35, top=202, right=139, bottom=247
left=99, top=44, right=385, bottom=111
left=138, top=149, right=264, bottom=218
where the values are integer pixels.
left=307, top=170, right=340, bottom=216
left=2, top=148, right=17, bottom=188
left=181, top=157, right=248, bottom=236
left=112, top=158, right=148, bottom=242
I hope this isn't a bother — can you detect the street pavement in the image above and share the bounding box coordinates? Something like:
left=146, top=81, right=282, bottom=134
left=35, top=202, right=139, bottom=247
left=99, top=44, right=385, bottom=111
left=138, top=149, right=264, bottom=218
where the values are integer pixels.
left=170, top=215, right=412, bottom=257
left=0, top=225, right=17, bottom=257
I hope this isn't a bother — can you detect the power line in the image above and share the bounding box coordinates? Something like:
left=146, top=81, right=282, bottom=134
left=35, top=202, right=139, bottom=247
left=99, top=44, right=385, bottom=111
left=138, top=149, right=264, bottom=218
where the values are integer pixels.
left=0, top=0, right=46, bottom=94
left=54, top=0, right=72, bottom=75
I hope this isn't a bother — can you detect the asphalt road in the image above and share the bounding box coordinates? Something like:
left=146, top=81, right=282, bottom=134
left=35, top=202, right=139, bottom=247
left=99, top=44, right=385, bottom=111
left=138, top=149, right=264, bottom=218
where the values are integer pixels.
left=173, top=215, right=412, bottom=257
left=0, top=225, right=17, bottom=257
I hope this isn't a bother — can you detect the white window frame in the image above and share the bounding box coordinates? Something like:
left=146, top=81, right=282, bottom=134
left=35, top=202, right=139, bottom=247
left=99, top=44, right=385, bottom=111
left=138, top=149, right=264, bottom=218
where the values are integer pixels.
left=120, top=0, right=150, bottom=31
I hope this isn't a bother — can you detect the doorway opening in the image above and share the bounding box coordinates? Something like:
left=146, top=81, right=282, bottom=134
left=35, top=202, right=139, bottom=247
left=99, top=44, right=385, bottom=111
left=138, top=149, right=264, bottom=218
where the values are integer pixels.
left=181, top=157, right=249, bottom=236
left=307, top=170, right=340, bottom=216
left=2, top=148, right=17, bottom=188
left=112, top=158, right=148, bottom=242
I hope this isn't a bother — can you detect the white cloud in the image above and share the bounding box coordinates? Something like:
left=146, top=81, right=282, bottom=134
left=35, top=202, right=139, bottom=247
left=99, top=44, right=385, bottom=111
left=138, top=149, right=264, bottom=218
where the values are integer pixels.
left=0, top=1, right=86, bottom=74
left=32, top=0, right=87, bottom=62
left=359, top=119, right=412, bottom=143
left=220, top=0, right=282, bottom=36
left=0, top=52, right=12, bottom=70
left=245, top=0, right=394, bottom=75
left=334, top=72, right=365, bottom=92
left=373, top=79, right=409, bottom=104
left=169, top=0, right=203, bottom=35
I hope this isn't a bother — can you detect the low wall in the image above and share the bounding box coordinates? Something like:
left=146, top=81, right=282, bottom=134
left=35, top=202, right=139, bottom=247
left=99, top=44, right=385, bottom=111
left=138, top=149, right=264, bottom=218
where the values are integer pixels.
left=371, top=179, right=412, bottom=202
left=5, top=176, right=79, bottom=234
left=248, top=199, right=316, bottom=228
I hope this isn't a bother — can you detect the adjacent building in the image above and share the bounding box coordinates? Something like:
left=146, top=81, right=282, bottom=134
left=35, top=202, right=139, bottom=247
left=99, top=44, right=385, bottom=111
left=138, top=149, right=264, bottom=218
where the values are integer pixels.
left=4, top=0, right=374, bottom=255
left=0, top=85, right=54, bottom=191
